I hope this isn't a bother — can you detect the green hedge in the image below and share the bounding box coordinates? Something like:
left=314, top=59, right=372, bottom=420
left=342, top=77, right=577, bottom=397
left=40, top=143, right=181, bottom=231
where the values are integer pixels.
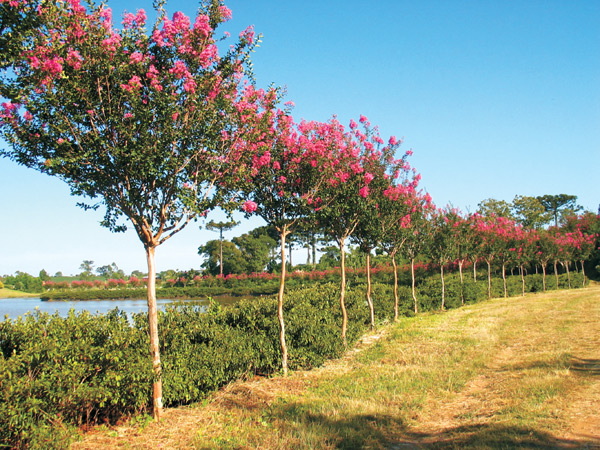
left=1, top=283, right=372, bottom=449
left=40, top=285, right=280, bottom=301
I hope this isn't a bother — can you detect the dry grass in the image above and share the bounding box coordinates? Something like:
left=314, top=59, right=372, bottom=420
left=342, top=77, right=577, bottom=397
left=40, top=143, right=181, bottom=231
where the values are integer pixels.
left=72, top=286, right=600, bottom=450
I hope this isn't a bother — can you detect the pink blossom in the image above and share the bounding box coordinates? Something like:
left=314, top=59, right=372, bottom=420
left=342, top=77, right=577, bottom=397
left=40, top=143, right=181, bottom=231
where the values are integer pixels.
left=66, top=50, right=83, bottom=70
left=219, top=5, right=232, bottom=21
left=363, top=172, right=374, bottom=184
left=172, top=112, right=179, bottom=121
left=279, top=176, right=287, bottom=184
left=240, top=25, right=255, bottom=44
left=243, top=200, right=257, bottom=213
left=349, top=119, right=358, bottom=129
left=124, top=112, right=133, bottom=119
left=389, top=136, right=398, bottom=146
left=23, top=111, right=33, bottom=121
left=135, top=9, right=147, bottom=26
left=42, top=57, right=63, bottom=76
left=130, top=51, right=144, bottom=64
left=193, top=14, right=212, bottom=37
left=359, top=114, right=368, bottom=123
left=359, top=186, right=369, bottom=198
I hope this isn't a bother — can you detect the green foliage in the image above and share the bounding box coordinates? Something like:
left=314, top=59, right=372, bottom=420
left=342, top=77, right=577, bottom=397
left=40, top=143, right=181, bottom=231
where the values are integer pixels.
left=198, top=239, right=248, bottom=275
left=0, top=280, right=4, bottom=289
left=477, top=198, right=514, bottom=219
left=2, top=272, right=42, bottom=293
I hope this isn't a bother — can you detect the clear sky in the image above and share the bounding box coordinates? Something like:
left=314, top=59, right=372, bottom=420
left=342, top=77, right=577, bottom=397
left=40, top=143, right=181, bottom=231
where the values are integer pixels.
left=1, top=0, right=598, bottom=277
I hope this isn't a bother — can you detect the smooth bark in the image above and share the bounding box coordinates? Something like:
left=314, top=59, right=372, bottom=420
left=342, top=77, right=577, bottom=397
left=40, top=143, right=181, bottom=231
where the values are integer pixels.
left=502, top=263, right=507, bottom=298
left=440, top=265, right=446, bottom=311
left=145, top=246, right=162, bottom=421
left=366, top=251, right=375, bottom=330
left=339, top=238, right=348, bottom=347
left=278, top=230, right=289, bottom=375
left=392, top=253, right=399, bottom=321
left=411, top=258, right=418, bottom=314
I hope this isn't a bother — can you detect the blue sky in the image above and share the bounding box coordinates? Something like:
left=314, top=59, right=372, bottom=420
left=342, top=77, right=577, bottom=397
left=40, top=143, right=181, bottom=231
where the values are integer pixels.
left=1, top=0, right=598, bottom=276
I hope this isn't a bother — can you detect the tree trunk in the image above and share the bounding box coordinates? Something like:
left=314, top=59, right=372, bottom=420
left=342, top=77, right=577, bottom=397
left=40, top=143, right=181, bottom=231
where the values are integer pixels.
left=554, top=260, right=559, bottom=289
left=366, top=251, right=375, bottom=330
left=312, top=234, right=317, bottom=266
left=458, top=260, right=465, bottom=305
left=581, top=260, right=586, bottom=287
left=502, top=263, right=507, bottom=298
left=288, top=241, right=293, bottom=269
left=564, top=261, right=571, bottom=289
left=145, top=246, right=162, bottom=421
left=440, top=264, right=446, bottom=311
left=487, top=260, right=492, bottom=298
left=520, top=264, right=525, bottom=296
left=473, top=259, right=477, bottom=281
left=339, top=238, right=348, bottom=347
left=542, top=264, right=547, bottom=291
left=219, top=234, right=223, bottom=277
left=278, top=229, right=289, bottom=375
left=411, top=258, right=418, bottom=314
left=392, top=252, right=399, bottom=322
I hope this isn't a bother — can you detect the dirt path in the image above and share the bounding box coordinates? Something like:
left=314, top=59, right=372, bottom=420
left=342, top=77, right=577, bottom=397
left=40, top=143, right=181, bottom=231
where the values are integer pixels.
left=393, top=287, right=600, bottom=449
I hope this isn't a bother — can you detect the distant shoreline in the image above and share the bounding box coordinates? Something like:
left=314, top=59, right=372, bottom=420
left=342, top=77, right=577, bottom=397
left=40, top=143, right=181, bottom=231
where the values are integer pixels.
left=0, top=289, right=40, bottom=299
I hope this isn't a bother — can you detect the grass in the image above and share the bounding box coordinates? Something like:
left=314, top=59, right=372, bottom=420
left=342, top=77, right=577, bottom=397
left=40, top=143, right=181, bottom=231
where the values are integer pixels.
left=73, top=286, right=600, bottom=449
left=0, top=287, right=39, bottom=298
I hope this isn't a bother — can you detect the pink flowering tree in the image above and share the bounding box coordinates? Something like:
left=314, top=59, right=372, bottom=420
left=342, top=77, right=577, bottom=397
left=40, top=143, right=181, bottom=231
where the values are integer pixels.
left=535, top=229, right=560, bottom=291
left=509, top=227, right=538, bottom=296
left=348, top=117, right=408, bottom=330
left=240, top=113, right=345, bottom=374
left=379, top=175, right=421, bottom=321
left=428, top=207, right=461, bottom=310
left=316, top=116, right=406, bottom=339
left=472, top=214, right=502, bottom=298
left=0, top=0, right=275, bottom=420
left=398, top=192, right=434, bottom=314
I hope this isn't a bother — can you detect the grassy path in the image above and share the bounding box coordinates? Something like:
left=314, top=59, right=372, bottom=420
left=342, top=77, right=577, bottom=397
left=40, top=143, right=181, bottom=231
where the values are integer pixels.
left=73, top=286, right=600, bottom=449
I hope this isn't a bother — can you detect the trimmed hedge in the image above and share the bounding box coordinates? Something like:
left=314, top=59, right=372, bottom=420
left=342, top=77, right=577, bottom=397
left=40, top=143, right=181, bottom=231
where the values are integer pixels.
left=40, top=285, right=280, bottom=301
left=1, top=283, right=371, bottom=449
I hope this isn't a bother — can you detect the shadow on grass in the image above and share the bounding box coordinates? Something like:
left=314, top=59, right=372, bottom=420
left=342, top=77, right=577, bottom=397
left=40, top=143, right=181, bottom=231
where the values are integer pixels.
left=492, top=356, right=600, bottom=378
left=272, top=404, right=599, bottom=450
left=408, top=423, right=600, bottom=449
left=569, top=357, right=600, bottom=377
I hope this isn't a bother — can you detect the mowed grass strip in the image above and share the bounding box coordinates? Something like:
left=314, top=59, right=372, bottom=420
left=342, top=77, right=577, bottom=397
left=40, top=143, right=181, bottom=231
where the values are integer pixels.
left=73, top=286, right=600, bottom=450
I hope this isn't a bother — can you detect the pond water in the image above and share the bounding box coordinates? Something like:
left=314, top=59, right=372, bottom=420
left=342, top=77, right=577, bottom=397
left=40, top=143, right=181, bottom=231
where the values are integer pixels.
left=0, top=296, right=239, bottom=321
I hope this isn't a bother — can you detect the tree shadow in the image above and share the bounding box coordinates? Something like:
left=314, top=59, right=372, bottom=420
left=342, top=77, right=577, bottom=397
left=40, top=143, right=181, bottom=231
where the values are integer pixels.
left=272, top=404, right=599, bottom=450
left=403, top=423, right=600, bottom=449
left=569, top=357, right=600, bottom=377
left=491, top=356, right=600, bottom=378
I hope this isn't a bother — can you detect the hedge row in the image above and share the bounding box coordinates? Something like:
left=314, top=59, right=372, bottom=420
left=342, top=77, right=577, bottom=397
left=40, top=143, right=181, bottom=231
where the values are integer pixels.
left=1, top=272, right=587, bottom=449
left=1, top=283, right=371, bottom=449
left=40, top=285, right=281, bottom=301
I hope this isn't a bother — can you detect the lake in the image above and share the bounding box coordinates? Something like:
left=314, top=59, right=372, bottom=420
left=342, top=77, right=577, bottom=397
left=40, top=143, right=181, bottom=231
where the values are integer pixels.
left=0, top=297, right=239, bottom=320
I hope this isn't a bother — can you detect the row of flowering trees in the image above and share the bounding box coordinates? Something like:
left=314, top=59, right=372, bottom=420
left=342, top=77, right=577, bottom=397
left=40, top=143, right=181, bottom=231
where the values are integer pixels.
left=1, top=0, right=597, bottom=421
